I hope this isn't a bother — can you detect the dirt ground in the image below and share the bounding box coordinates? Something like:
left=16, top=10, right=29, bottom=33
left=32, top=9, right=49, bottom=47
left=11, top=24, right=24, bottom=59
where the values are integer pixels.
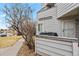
left=17, top=42, right=36, bottom=56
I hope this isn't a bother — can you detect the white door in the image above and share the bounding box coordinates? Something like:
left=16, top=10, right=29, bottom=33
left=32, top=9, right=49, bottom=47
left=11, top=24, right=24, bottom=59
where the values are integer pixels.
left=63, top=20, right=75, bottom=38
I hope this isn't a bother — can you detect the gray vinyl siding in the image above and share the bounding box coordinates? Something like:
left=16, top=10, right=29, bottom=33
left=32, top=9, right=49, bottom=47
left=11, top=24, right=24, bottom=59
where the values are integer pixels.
left=56, top=3, right=79, bottom=18
left=36, top=7, right=61, bottom=36
left=36, top=35, right=78, bottom=56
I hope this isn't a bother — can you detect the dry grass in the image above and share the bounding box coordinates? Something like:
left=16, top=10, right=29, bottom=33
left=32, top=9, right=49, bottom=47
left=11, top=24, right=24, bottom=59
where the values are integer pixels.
left=0, top=36, right=22, bottom=48
left=17, top=42, right=36, bottom=56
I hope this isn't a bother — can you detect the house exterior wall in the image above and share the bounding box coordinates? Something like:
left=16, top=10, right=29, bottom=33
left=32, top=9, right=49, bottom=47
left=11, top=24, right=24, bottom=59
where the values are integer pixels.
left=56, top=3, right=79, bottom=38
left=36, top=3, right=79, bottom=37
left=36, top=7, right=61, bottom=36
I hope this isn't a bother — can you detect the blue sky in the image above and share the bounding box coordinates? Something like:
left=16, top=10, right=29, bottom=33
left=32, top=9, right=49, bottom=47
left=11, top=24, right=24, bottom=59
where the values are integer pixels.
left=0, top=3, right=41, bottom=29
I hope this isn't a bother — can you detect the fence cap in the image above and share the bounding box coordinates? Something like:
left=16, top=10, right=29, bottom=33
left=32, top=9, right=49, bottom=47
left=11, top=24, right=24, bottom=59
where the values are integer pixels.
left=36, top=35, right=78, bottom=42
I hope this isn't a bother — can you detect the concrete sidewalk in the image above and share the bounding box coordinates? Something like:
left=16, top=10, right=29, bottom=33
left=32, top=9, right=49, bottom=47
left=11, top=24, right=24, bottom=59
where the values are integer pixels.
left=0, top=39, right=24, bottom=56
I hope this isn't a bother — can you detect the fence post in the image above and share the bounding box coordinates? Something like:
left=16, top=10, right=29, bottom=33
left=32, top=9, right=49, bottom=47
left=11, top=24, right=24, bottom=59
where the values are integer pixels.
left=72, top=40, right=78, bottom=56
left=35, top=37, right=36, bottom=54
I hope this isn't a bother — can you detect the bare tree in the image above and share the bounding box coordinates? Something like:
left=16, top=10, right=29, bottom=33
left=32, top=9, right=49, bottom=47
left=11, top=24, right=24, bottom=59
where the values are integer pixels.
left=19, top=20, right=35, bottom=50
left=3, top=3, right=35, bottom=50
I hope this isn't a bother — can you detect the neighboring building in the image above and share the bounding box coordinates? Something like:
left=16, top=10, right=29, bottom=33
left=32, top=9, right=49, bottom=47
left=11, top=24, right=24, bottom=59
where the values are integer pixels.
left=0, top=28, right=17, bottom=36
left=36, top=3, right=79, bottom=38
left=7, top=28, right=17, bottom=36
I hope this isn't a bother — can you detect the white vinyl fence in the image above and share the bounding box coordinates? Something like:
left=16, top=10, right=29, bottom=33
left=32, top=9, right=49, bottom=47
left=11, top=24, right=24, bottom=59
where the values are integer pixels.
left=35, top=35, right=79, bottom=56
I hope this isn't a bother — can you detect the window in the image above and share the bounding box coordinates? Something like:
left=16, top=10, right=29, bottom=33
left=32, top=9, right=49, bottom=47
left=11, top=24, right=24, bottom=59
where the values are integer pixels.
left=38, top=24, right=42, bottom=32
